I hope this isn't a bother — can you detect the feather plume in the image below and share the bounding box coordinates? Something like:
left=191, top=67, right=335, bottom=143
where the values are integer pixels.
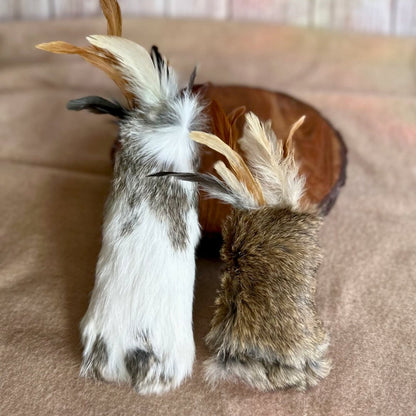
left=190, top=131, right=264, bottom=205
left=184, top=112, right=305, bottom=210
left=87, top=35, right=163, bottom=106
left=35, top=39, right=136, bottom=107
left=238, top=112, right=306, bottom=209
left=213, top=161, right=260, bottom=208
left=187, top=66, right=198, bottom=92
left=67, top=96, right=127, bottom=118
left=284, top=115, right=305, bottom=158
left=36, top=1, right=179, bottom=110
left=209, top=100, right=246, bottom=150
left=100, top=0, right=122, bottom=36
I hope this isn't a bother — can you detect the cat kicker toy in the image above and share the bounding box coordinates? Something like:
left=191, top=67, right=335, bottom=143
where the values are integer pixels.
left=157, top=112, right=331, bottom=391
left=37, top=0, right=332, bottom=394
left=37, top=0, right=204, bottom=394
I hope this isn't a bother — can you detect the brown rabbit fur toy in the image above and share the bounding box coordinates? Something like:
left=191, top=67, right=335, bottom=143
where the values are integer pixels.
left=155, top=112, right=331, bottom=391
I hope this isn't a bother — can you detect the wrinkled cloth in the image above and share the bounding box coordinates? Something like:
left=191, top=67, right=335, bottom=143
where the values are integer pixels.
left=0, top=17, right=415, bottom=416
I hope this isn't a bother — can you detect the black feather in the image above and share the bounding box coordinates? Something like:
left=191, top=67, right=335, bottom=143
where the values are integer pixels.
left=149, top=172, right=253, bottom=209
left=148, top=171, right=212, bottom=185
left=150, top=45, right=168, bottom=79
left=187, top=66, right=198, bottom=92
left=148, top=171, right=231, bottom=196
left=148, top=171, right=201, bottom=182
left=67, top=96, right=128, bottom=119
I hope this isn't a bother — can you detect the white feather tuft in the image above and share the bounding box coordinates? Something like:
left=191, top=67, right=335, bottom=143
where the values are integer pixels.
left=87, top=35, right=176, bottom=107
left=239, top=112, right=306, bottom=209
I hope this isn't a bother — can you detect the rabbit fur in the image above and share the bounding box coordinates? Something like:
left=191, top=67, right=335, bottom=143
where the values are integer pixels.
left=37, top=7, right=204, bottom=393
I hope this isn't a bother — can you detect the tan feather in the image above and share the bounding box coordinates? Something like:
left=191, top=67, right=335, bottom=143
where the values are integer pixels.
left=214, top=161, right=240, bottom=188
left=35, top=1, right=165, bottom=109
left=35, top=41, right=135, bottom=107
left=190, top=131, right=264, bottom=205
left=213, top=161, right=259, bottom=208
left=284, top=115, right=305, bottom=158
left=35, top=41, right=118, bottom=79
left=100, top=0, right=122, bottom=36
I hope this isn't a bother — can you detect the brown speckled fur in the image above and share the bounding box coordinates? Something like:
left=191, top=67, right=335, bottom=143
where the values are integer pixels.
left=205, top=206, right=331, bottom=391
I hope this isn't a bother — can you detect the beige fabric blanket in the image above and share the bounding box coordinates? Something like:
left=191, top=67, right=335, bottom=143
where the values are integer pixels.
left=0, top=18, right=415, bottom=416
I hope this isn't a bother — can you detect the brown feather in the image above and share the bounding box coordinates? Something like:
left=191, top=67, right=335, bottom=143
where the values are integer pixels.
left=227, top=105, right=246, bottom=150
left=36, top=41, right=86, bottom=55
left=35, top=0, right=135, bottom=107
left=100, top=0, right=122, bottom=36
left=209, top=100, right=231, bottom=146
left=36, top=41, right=134, bottom=107
left=209, top=100, right=245, bottom=151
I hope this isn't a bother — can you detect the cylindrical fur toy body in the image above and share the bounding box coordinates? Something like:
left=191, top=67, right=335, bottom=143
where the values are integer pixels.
left=80, top=93, right=203, bottom=394
left=160, top=111, right=331, bottom=390
left=36, top=0, right=204, bottom=393
left=205, top=206, right=330, bottom=390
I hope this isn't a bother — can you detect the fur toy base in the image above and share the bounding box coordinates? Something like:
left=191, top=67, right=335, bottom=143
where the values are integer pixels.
left=78, top=197, right=200, bottom=395
left=204, top=349, right=331, bottom=391
left=204, top=207, right=332, bottom=392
